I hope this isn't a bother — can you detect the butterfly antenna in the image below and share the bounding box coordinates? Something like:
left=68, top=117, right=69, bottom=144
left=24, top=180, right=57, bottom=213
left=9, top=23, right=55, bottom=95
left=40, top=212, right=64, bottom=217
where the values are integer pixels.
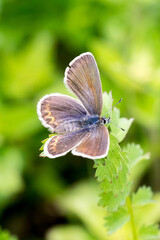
left=109, top=120, right=125, bottom=131
left=105, top=98, right=122, bottom=116
left=105, top=98, right=125, bottom=131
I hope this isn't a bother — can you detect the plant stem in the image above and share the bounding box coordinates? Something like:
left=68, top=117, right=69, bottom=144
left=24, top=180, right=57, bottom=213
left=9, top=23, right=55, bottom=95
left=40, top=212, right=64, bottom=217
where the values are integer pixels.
left=126, top=196, right=138, bottom=240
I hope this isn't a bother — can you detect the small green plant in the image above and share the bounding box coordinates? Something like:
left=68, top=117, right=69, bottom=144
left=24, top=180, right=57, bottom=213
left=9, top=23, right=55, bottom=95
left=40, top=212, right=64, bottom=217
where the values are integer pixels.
left=40, top=91, right=159, bottom=239
left=94, top=92, right=159, bottom=239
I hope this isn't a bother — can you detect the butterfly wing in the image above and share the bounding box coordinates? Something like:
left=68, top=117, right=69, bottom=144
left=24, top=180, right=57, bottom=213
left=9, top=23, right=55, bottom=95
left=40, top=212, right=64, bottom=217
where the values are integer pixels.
left=64, top=52, right=103, bottom=116
left=37, top=93, right=87, bottom=133
left=43, top=129, right=90, bottom=158
left=72, top=125, right=109, bottom=159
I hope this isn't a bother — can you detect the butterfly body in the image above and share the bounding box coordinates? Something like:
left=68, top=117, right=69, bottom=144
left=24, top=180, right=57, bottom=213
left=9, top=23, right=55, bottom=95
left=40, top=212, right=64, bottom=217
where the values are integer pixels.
left=54, top=118, right=86, bottom=134
left=81, top=115, right=100, bottom=127
left=58, top=115, right=101, bottom=134
left=46, top=113, right=109, bottom=134
left=80, top=115, right=110, bottom=128
left=37, top=52, right=110, bottom=159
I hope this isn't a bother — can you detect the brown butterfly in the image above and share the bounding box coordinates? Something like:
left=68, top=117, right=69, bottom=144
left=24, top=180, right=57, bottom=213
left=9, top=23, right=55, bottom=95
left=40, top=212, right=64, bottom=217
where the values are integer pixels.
left=37, top=53, right=110, bottom=159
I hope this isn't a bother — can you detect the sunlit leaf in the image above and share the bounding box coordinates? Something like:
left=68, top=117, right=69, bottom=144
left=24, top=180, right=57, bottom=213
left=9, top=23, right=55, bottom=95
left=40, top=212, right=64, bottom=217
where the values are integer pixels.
left=123, top=143, right=150, bottom=167
left=110, top=108, right=133, bottom=142
left=139, top=224, right=160, bottom=240
left=105, top=207, right=130, bottom=234
left=95, top=134, right=131, bottom=211
left=132, top=186, right=153, bottom=207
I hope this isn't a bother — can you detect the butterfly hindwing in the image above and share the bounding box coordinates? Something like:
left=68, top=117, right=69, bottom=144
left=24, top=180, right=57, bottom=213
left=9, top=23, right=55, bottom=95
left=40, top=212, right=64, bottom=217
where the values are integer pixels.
left=43, top=129, right=90, bottom=158
left=72, top=125, right=109, bottom=159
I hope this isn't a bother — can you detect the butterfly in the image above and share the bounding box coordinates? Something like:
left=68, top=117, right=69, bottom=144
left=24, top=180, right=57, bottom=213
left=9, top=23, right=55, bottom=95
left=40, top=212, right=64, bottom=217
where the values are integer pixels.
left=37, top=52, right=111, bottom=160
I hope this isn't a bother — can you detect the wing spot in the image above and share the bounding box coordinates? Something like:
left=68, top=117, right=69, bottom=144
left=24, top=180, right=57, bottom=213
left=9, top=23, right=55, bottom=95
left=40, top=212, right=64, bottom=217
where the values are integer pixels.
left=45, top=111, right=51, bottom=118
left=44, top=104, right=57, bottom=126
left=49, top=117, right=56, bottom=124
left=49, top=136, right=60, bottom=152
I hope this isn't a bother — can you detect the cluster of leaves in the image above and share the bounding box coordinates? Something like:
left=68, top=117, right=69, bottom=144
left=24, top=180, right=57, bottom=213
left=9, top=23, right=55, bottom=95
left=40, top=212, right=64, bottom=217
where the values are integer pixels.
left=94, top=92, right=159, bottom=239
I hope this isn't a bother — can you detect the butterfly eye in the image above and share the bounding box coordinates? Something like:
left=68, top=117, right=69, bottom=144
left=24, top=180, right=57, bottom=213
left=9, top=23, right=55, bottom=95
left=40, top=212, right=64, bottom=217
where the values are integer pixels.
left=101, top=117, right=107, bottom=124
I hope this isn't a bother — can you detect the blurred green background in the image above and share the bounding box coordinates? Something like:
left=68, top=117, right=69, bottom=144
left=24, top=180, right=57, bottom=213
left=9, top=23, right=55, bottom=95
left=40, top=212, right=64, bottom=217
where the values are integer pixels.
left=0, top=0, right=160, bottom=239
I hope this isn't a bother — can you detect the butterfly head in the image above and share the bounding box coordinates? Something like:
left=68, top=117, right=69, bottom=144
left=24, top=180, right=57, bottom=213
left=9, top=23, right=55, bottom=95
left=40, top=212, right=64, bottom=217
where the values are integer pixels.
left=101, top=116, right=110, bottom=125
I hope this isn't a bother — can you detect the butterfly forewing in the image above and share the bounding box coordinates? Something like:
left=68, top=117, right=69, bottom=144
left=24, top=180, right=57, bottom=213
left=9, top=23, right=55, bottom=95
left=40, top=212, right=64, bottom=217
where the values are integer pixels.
left=64, top=53, right=103, bottom=116
left=37, top=93, right=88, bottom=133
left=72, top=125, right=109, bottom=159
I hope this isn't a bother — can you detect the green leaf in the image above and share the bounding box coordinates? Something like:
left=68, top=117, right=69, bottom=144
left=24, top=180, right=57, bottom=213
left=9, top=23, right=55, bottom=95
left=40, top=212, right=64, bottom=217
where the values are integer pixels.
left=39, top=151, right=46, bottom=157
left=95, top=133, right=131, bottom=211
left=110, top=108, right=133, bottom=142
left=123, top=143, right=150, bottom=167
left=95, top=134, right=124, bottom=182
left=102, top=91, right=133, bottom=143
left=95, top=161, right=117, bottom=183
left=39, top=134, right=57, bottom=155
left=139, top=224, right=160, bottom=240
left=105, top=207, right=130, bottom=234
left=132, top=186, right=153, bottom=207
left=99, top=164, right=130, bottom=195
left=98, top=181, right=131, bottom=211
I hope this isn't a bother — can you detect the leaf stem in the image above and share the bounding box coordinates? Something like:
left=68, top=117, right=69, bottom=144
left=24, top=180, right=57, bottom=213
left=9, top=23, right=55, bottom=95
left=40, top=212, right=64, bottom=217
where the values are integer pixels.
left=126, top=196, right=138, bottom=240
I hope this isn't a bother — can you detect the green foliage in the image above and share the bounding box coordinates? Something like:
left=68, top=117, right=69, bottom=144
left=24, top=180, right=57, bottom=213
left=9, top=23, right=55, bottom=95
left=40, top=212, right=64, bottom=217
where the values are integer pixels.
left=139, top=225, right=159, bottom=240
left=48, top=181, right=160, bottom=240
left=132, top=187, right=153, bottom=207
left=47, top=225, right=95, bottom=240
left=94, top=92, right=160, bottom=239
left=105, top=207, right=130, bottom=234
left=110, top=108, right=133, bottom=142
left=39, top=134, right=57, bottom=156
left=0, top=148, right=24, bottom=209
left=95, top=134, right=131, bottom=211
left=103, top=92, right=134, bottom=143
left=38, top=91, right=160, bottom=239
left=124, top=143, right=150, bottom=167
left=0, top=0, right=160, bottom=239
left=0, top=228, right=18, bottom=240
left=1, top=33, right=53, bottom=100
left=95, top=92, right=132, bottom=211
